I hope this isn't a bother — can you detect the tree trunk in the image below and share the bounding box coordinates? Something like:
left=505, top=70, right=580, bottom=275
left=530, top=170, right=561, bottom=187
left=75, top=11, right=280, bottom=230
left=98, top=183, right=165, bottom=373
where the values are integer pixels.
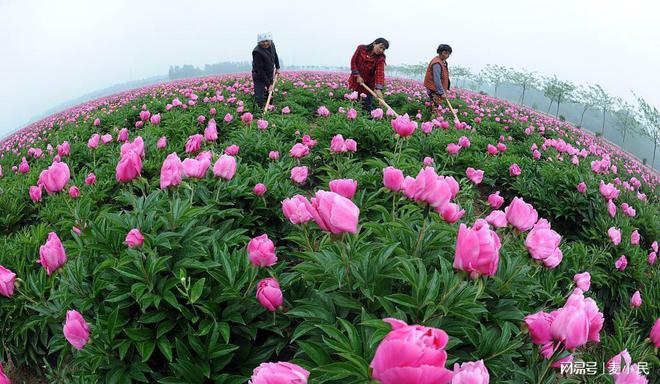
left=556, top=95, right=561, bottom=117
left=653, top=136, right=658, bottom=167
left=494, top=83, right=499, bottom=97
left=622, top=126, right=627, bottom=144
left=521, top=86, right=527, bottom=105
left=579, top=106, right=588, bottom=126
left=547, top=100, right=554, bottom=113
left=601, top=109, right=606, bottom=136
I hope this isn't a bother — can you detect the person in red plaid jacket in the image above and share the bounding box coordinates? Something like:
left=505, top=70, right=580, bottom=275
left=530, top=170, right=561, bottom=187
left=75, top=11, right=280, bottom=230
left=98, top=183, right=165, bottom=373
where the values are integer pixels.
left=348, top=38, right=389, bottom=111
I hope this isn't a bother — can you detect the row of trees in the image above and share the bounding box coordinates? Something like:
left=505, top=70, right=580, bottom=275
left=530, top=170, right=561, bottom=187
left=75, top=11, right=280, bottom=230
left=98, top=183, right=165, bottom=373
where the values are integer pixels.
left=388, top=63, right=658, bottom=167
left=168, top=62, right=252, bottom=80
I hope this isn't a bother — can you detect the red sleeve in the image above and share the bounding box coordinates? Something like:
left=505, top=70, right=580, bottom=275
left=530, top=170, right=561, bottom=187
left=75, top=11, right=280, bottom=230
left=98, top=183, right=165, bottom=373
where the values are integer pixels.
left=350, top=45, right=361, bottom=76
left=375, top=57, right=385, bottom=88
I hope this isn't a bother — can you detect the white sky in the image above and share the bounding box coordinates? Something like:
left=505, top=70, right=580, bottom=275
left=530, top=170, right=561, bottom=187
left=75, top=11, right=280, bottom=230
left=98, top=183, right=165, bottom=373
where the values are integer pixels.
left=1, top=0, right=659, bottom=138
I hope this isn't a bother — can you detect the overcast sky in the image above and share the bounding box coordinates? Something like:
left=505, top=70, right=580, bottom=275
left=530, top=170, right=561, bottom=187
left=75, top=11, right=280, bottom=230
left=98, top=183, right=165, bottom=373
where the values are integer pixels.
left=1, top=0, right=659, bottom=138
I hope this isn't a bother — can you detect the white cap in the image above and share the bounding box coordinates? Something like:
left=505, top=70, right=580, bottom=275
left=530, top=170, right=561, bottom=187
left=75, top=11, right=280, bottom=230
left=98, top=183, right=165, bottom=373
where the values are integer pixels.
left=257, top=32, right=272, bottom=43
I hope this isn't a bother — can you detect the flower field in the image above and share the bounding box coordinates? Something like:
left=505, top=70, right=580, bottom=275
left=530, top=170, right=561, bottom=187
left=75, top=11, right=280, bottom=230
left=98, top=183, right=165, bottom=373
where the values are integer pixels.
left=0, top=71, right=658, bottom=383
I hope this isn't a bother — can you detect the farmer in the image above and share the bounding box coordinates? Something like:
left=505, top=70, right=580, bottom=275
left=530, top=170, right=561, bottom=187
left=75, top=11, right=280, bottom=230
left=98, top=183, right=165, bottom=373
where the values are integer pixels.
left=252, top=32, right=281, bottom=111
left=424, top=44, right=452, bottom=108
left=348, top=38, right=389, bottom=111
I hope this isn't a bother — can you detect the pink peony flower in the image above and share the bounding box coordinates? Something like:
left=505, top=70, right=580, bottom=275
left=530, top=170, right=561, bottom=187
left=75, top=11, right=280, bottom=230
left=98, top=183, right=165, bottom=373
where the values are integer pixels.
left=182, top=157, right=211, bottom=179
left=304, top=190, right=360, bottom=234
left=38, top=232, right=67, bottom=275
left=383, top=167, right=404, bottom=192
left=438, top=202, right=465, bottom=224
left=454, top=219, right=501, bottom=279
left=650, top=318, right=660, bottom=347
left=247, top=234, right=277, bottom=267
left=224, top=144, right=240, bottom=156
left=451, top=360, right=490, bottom=384
left=615, top=255, right=627, bottom=271
left=257, top=119, right=269, bottom=130
left=485, top=210, right=507, bottom=228
left=458, top=136, right=471, bottom=148
left=509, top=163, right=521, bottom=176
left=573, top=272, right=591, bottom=291
left=125, top=228, right=144, bottom=248
left=249, top=361, right=309, bottom=384
left=160, top=153, right=184, bottom=189
left=525, top=219, right=563, bottom=268
left=630, top=230, right=640, bottom=245
left=115, top=150, right=142, bottom=183
left=447, top=143, right=461, bottom=155
left=329, top=179, right=358, bottom=199
left=157, top=136, right=167, bottom=149
left=213, top=154, right=237, bottom=181
left=42, top=161, right=71, bottom=194
left=290, top=166, right=308, bottom=184
left=466, top=167, right=484, bottom=185
left=63, top=310, right=90, bottom=350
left=608, top=227, right=622, bottom=245
left=630, top=291, right=642, bottom=308
left=371, top=108, right=384, bottom=119
left=282, top=195, right=313, bottom=224
left=370, top=318, right=453, bottom=384
left=391, top=114, right=417, bottom=137
left=68, top=186, right=80, bottom=198
left=488, top=191, right=504, bottom=209
left=253, top=183, right=267, bottom=196
left=29, top=185, right=42, bottom=202
left=185, top=134, right=203, bottom=153
left=0, top=266, right=17, bottom=298
left=505, top=197, right=538, bottom=232
left=256, top=277, right=283, bottom=311
left=289, top=143, right=310, bottom=158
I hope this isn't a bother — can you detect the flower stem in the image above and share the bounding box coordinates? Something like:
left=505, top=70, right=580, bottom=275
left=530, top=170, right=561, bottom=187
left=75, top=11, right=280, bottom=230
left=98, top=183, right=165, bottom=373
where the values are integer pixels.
left=391, top=194, right=397, bottom=221
left=302, top=224, right=313, bottom=252
left=339, top=233, right=352, bottom=292
left=413, top=206, right=431, bottom=258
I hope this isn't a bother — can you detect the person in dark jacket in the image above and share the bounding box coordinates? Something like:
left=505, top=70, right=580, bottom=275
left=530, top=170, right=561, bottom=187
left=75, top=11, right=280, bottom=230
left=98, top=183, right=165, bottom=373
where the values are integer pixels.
left=424, top=44, right=452, bottom=108
left=348, top=37, right=388, bottom=111
left=252, top=32, right=280, bottom=111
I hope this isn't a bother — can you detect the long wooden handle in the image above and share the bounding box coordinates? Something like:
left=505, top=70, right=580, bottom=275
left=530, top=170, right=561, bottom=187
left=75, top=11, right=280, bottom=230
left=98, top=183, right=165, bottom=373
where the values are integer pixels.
left=263, top=73, right=278, bottom=114
left=445, top=97, right=461, bottom=123
left=360, top=83, right=399, bottom=117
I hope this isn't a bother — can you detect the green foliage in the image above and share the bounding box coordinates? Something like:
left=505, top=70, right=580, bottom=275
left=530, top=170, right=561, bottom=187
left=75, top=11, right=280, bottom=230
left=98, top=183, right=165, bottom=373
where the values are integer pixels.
left=0, top=73, right=658, bottom=383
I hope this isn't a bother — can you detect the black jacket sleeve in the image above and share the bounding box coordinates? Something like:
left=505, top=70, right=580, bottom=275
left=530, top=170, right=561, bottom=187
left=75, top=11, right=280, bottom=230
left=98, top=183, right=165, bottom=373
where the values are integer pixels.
left=252, top=50, right=266, bottom=82
left=270, top=42, right=280, bottom=70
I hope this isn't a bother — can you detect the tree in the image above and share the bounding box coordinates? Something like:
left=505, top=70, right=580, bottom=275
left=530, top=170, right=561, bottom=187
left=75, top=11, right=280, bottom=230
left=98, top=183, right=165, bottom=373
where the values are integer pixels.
left=542, top=75, right=576, bottom=117
left=636, top=96, right=660, bottom=167
left=480, top=64, right=510, bottom=97
left=509, top=68, right=538, bottom=105
left=591, top=84, right=616, bottom=136
left=573, top=85, right=599, bottom=127
left=543, top=76, right=559, bottom=113
left=402, top=63, right=427, bottom=80
left=612, top=98, right=639, bottom=145
left=451, top=66, right=472, bottom=88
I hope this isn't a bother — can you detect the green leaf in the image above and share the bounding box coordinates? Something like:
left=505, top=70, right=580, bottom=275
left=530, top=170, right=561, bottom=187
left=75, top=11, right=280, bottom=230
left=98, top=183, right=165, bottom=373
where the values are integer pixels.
left=138, top=339, right=156, bottom=362
left=157, top=337, right=173, bottom=362
left=190, top=278, right=205, bottom=303
left=125, top=328, right=154, bottom=342
left=208, top=344, right=239, bottom=359
left=107, top=306, right=120, bottom=340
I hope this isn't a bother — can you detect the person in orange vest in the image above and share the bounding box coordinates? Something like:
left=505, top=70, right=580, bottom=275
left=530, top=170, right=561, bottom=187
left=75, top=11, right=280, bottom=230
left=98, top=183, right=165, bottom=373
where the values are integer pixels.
left=424, top=44, right=452, bottom=108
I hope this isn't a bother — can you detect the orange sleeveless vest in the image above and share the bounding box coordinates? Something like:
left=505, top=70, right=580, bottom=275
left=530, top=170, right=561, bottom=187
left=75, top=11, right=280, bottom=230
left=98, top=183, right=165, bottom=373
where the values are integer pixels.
left=424, top=56, right=449, bottom=92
